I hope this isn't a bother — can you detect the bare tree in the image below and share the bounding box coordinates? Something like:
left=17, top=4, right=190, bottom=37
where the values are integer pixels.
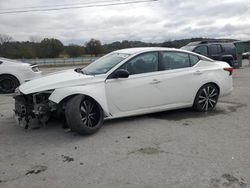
left=0, top=34, right=13, bottom=44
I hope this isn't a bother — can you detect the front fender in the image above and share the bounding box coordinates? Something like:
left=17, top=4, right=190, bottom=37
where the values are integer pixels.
left=48, top=83, right=110, bottom=116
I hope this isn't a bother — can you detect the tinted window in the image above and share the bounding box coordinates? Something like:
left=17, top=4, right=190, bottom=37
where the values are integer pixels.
left=210, top=44, right=222, bottom=55
left=120, top=52, right=158, bottom=75
left=194, top=46, right=208, bottom=56
left=189, top=54, right=200, bottom=66
left=161, top=52, right=190, bottom=70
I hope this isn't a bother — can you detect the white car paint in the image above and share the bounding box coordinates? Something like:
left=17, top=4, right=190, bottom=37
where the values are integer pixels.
left=19, top=69, right=94, bottom=94
left=18, top=47, right=233, bottom=119
left=0, top=57, right=42, bottom=85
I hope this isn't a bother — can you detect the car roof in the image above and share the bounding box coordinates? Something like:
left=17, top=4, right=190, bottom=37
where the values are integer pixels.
left=114, top=47, right=187, bottom=55
left=114, top=47, right=214, bottom=62
left=186, top=42, right=234, bottom=46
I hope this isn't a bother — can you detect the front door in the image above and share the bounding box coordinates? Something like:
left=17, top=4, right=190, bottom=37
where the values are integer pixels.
left=105, top=52, right=162, bottom=115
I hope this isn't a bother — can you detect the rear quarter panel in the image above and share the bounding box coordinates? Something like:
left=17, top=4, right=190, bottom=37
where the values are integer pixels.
left=195, top=61, right=233, bottom=97
left=0, top=63, right=41, bottom=84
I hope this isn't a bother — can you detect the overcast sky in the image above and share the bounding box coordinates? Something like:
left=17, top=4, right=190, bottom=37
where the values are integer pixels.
left=0, top=0, right=249, bottom=44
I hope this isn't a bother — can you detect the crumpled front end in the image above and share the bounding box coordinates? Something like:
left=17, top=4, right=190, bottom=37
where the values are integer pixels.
left=14, top=90, right=57, bottom=129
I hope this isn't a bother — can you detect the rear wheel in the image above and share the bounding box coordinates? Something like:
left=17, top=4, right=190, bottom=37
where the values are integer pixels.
left=193, top=84, right=219, bottom=112
left=65, top=95, right=104, bottom=135
left=0, top=75, right=20, bottom=93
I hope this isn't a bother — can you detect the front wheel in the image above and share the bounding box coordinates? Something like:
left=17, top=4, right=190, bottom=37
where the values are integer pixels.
left=193, top=84, right=219, bottom=112
left=65, top=95, right=104, bottom=135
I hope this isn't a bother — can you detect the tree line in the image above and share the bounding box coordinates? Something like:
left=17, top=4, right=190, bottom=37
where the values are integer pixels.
left=0, top=34, right=223, bottom=59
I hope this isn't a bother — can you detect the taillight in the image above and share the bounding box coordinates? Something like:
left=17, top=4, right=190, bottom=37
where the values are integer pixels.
left=224, top=67, right=233, bottom=76
left=31, top=66, right=40, bottom=72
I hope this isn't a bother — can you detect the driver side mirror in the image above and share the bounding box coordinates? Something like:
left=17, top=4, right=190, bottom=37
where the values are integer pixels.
left=113, top=69, right=129, bottom=79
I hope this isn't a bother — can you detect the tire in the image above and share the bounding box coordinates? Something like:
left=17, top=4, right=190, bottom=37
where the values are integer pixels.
left=65, top=95, right=104, bottom=135
left=193, top=83, right=219, bottom=112
left=0, top=75, right=20, bottom=93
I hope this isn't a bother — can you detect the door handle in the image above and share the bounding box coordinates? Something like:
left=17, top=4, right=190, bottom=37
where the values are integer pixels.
left=150, top=79, right=161, bottom=84
left=194, top=70, right=203, bottom=75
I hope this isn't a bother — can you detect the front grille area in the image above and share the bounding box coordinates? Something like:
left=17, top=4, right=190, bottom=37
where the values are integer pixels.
left=14, top=95, right=34, bottom=116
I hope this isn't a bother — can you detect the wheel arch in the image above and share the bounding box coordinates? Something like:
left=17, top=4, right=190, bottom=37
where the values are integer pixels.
left=221, top=55, right=234, bottom=66
left=205, top=82, right=220, bottom=95
left=49, top=87, right=110, bottom=117
left=58, top=93, right=104, bottom=111
left=0, top=73, right=20, bottom=85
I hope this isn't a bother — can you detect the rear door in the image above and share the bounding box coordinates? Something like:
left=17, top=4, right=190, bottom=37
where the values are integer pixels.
left=155, top=51, right=202, bottom=105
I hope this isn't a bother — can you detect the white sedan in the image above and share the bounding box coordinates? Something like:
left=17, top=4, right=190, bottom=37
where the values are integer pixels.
left=14, top=47, right=233, bottom=134
left=0, top=57, right=42, bottom=93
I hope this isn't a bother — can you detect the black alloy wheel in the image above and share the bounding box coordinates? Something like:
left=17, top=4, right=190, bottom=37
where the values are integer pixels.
left=193, top=84, right=219, bottom=112
left=65, top=95, right=104, bottom=135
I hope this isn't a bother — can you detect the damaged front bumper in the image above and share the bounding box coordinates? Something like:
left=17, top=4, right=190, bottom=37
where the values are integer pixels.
left=14, top=113, right=40, bottom=129
left=14, top=91, right=57, bottom=129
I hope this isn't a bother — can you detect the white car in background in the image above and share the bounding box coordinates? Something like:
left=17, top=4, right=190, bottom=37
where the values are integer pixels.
left=0, top=57, right=42, bottom=93
left=14, top=47, right=233, bottom=135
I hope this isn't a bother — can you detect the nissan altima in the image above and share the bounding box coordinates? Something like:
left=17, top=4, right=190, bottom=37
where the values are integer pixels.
left=14, top=47, right=233, bottom=135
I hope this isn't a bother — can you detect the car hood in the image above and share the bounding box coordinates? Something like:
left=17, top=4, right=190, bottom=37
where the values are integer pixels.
left=19, top=69, right=95, bottom=94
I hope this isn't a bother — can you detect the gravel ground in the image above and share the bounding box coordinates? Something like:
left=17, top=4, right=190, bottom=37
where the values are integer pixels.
left=0, top=65, right=250, bottom=188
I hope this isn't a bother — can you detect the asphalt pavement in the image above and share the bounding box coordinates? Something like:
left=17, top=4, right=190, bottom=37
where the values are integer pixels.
left=0, top=65, right=250, bottom=188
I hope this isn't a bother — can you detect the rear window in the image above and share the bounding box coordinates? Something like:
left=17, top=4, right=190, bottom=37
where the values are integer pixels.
left=189, top=54, right=200, bottom=66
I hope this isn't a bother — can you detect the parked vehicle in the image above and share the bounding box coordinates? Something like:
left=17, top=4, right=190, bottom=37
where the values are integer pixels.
left=181, top=41, right=237, bottom=67
left=14, top=47, right=233, bottom=135
left=0, top=57, right=42, bottom=93
left=242, top=52, right=250, bottom=59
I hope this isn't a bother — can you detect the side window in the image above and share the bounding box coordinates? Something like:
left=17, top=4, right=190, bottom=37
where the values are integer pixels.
left=120, top=52, right=158, bottom=75
left=210, top=44, right=222, bottom=55
left=194, top=46, right=208, bottom=56
left=189, top=54, right=200, bottom=66
left=161, top=52, right=190, bottom=70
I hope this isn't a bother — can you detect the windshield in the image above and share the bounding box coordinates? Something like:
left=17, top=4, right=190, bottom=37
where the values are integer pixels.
left=181, top=45, right=196, bottom=51
left=83, top=53, right=130, bottom=75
